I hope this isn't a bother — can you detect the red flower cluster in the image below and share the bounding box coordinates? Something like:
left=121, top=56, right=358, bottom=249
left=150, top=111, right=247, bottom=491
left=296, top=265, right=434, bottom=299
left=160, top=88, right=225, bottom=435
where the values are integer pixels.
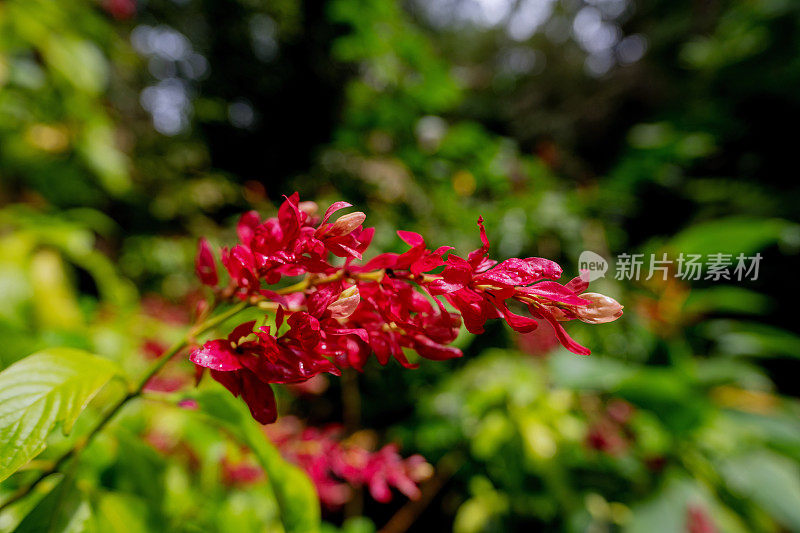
left=191, top=194, right=622, bottom=423
left=265, top=417, right=432, bottom=508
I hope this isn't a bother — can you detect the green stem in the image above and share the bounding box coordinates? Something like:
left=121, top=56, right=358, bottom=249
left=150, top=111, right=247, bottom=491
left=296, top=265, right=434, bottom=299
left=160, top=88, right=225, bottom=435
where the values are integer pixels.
left=0, top=300, right=249, bottom=513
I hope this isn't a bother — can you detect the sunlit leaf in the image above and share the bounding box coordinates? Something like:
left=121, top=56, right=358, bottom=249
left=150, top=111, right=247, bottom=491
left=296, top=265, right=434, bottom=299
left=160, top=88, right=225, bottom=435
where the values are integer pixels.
left=0, top=348, right=120, bottom=482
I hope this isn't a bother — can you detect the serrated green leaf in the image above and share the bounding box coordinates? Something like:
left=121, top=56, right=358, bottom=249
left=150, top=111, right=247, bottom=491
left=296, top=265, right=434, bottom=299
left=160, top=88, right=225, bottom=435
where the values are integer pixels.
left=0, top=348, right=120, bottom=482
left=194, top=388, right=321, bottom=533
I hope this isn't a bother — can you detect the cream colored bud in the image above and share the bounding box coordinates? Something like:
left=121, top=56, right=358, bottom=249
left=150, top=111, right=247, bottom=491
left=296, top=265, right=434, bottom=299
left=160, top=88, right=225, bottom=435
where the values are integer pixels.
left=329, top=211, right=366, bottom=236
left=298, top=201, right=319, bottom=216
left=408, top=460, right=434, bottom=481
left=328, top=286, right=360, bottom=319
left=575, top=293, right=623, bottom=324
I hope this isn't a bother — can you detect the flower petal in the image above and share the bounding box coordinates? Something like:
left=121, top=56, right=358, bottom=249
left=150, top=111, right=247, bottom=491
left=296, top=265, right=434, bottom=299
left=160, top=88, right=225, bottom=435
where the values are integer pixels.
left=240, top=372, right=278, bottom=424
left=564, top=274, right=589, bottom=294
left=195, top=238, right=219, bottom=286
left=476, top=257, right=562, bottom=286
left=321, top=201, right=353, bottom=225
left=237, top=211, right=261, bottom=246
left=191, top=340, right=243, bottom=371
left=529, top=305, right=591, bottom=356
left=397, top=231, right=424, bottom=248
left=518, top=281, right=590, bottom=306
left=489, top=296, right=539, bottom=333
left=467, top=216, right=490, bottom=268
left=413, top=335, right=463, bottom=360
left=228, top=320, right=257, bottom=344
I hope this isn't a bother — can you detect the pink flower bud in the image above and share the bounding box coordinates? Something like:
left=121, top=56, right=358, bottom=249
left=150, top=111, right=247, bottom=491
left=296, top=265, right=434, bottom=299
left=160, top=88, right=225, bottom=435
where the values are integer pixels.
left=575, top=293, right=623, bottom=324
left=328, top=286, right=360, bottom=319
left=195, top=238, right=218, bottom=287
left=329, top=212, right=367, bottom=237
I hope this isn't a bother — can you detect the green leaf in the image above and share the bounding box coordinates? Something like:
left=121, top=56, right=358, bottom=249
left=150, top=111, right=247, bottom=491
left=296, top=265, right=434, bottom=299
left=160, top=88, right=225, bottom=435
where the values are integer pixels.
left=30, top=249, right=84, bottom=330
left=91, top=492, right=150, bottom=533
left=552, top=354, right=711, bottom=434
left=614, top=369, right=710, bottom=435
left=719, top=451, right=800, bottom=530
left=549, top=352, right=637, bottom=391
left=194, top=388, right=321, bottom=533
left=703, top=320, right=800, bottom=359
left=13, top=476, right=92, bottom=533
left=723, top=411, right=800, bottom=462
left=684, top=286, right=770, bottom=316
left=0, top=348, right=120, bottom=482
left=215, top=489, right=281, bottom=533
left=693, top=358, right=772, bottom=390
left=625, top=475, right=748, bottom=533
left=666, top=216, right=790, bottom=257
left=100, top=430, right=167, bottom=515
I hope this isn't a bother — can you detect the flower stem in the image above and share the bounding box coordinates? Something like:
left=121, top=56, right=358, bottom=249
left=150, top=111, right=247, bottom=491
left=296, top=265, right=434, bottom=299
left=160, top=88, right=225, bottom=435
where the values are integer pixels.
left=0, top=300, right=249, bottom=512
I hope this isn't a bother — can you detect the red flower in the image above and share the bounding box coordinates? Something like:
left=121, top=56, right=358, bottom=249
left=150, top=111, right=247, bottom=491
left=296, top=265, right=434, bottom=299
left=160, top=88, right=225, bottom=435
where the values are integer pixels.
left=190, top=194, right=623, bottom=423
left=360, top=444, right=429, bottom=503
left=217, top=195, right=373, bottom=298
left=191, top=320, right=331, bottom=424
left=344, top=275, right=461, bottom=370
left=190, top=293, right=366, bottom=422
left=313, top=202, right=369, bottom=259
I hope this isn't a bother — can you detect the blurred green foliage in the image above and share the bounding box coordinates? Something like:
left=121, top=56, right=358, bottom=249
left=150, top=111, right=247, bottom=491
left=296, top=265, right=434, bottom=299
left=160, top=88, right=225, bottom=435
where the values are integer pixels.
left=1, top=0, right=799, bottom=531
